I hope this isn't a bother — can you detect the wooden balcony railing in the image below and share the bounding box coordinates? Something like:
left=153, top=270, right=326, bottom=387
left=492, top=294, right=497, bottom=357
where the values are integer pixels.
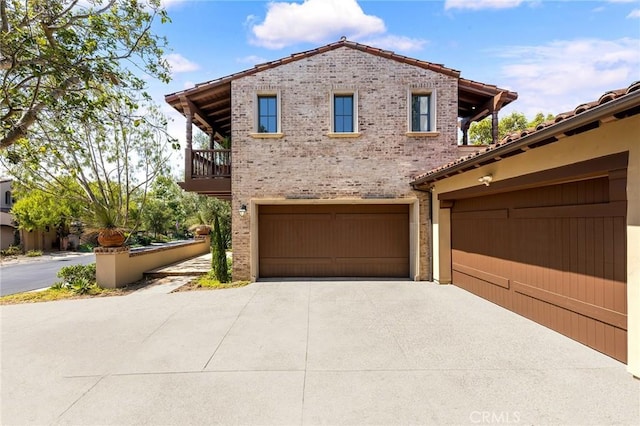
left=180, top=148, right=232, bottom=197
left=189, top=149, right=231, bottom=178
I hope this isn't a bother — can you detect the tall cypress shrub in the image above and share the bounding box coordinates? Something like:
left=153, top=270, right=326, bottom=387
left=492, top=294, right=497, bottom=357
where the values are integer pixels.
left=211, top=214, right=229, bottom=282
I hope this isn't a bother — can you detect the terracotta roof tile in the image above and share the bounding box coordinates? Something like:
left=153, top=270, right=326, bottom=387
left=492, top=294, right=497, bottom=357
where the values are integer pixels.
left=166, top=38, right=515, bottom=101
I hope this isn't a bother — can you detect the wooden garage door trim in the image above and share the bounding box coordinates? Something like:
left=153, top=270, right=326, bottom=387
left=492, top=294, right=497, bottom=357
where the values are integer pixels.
left=440, top=151, right=629, bottom=201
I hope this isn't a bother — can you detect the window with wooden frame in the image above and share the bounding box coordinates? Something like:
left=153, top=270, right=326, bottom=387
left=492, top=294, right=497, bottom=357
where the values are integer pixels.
left=407, top=90, right=438, bottom=136
left=251, top=91, right=283, bottom=138
left=329, top=90, right=359, bottom=137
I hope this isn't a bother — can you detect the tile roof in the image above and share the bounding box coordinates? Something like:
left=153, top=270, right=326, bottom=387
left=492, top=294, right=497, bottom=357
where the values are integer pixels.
left=411, top=80, right=640, bottom=186
left=166, top=38, right=462, bottom=101
left=165, top=38, right=517, bottom=135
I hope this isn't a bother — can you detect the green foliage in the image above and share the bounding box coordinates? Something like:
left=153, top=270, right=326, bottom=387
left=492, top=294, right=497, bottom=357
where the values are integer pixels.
left=0, top=0, right=172, bottom=148
left=78, top=243, right=95, bottom=253
left=1, top=94, right=173, bottom=239
left=55, top=263, right=97, bottom=294
left=128, top=233, right=153, bottom=247
left=69, top=278, right=94, bottom=295
left=211, top=214, right=229, bottom=283
left=468, top=111, right=556, bottom=145
left=25, top=250, right=42, bottom=257
left=142, top=194, right=175, bottom=238
left=185, top=196, right=231, bottom=248
left=10, top=183, right=82, bottom=232
left=0, top=245, right=22, bottom=257
left=193, top=271, right=250, bottom=290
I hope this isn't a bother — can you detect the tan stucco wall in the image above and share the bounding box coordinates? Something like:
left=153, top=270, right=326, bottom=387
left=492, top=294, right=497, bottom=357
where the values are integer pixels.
left=230, top=47, right=460, bottom=281
left=1, top=225, right=15, bottom=250
left=95, top=238, right=210, bottom=288
left=429, top=114, right=640, bottom=376
left=21, top=228, right=57, bottom=252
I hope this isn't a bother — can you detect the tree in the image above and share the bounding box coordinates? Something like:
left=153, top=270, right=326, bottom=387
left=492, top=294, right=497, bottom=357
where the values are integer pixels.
left=184, top=195, right=231, bottom=249
left=10, top=182, right=82, bottom=232
left=0, top=90, right=172, bottom=236
left=141, top=198, right=173, bottom=239
left=211, top=214, right=229, bottom=282
left=468, top=111, right=555, bottom=145
left=0, top=0, right=171, bottom=149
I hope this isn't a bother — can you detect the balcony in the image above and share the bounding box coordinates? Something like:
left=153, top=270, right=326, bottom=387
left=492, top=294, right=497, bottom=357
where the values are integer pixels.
left=178, top=148, right=231, bottom=199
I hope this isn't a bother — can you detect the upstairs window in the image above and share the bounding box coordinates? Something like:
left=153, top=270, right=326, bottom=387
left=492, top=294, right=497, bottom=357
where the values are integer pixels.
left=333, top=94, right=354, bottom=133
left=411, top=94, right=432, bottom=132
left=258, top=95, right=278, bottom=133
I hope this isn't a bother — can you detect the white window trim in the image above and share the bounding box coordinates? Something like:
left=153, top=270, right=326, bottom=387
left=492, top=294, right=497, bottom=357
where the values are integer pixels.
left=251, top=90, right=283, bottom=137
left=407, top=89, right=437, bottom=136
left=328, top=89, right=359, bottom=136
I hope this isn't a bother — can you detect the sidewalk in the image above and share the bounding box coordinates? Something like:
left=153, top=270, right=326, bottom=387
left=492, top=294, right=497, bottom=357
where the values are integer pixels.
left=144, top=252, right=212, bottom=278
left=133, top=253, right=212, bottom=294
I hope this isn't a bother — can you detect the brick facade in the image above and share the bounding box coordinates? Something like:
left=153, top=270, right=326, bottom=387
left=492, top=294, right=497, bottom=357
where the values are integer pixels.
left=230, top=46, right=460, bottom=281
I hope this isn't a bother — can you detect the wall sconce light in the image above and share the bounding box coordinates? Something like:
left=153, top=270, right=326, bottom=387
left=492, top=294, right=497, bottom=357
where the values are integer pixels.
left=239, top=204, right=247, bottom=217
left=478, top=174, right=493, bottom=186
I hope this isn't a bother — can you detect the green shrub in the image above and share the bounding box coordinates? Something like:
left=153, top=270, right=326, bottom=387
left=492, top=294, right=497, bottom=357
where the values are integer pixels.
left=1, top=245, right=22, bottom=257
left=127, top=233, right=152, bottom=247
left=211, top=215, right=229, bottom=283
left=78, top=243, right=95, bottom=253
left=55, top=263, right=97, bottom=294
left=70, top=278, right=93, bottom=295
left=26, top=250, right=43, bottom=257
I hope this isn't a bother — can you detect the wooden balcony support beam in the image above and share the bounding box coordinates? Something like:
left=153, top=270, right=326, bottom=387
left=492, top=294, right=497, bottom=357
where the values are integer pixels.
left=180, top=96, right=224, bottom=138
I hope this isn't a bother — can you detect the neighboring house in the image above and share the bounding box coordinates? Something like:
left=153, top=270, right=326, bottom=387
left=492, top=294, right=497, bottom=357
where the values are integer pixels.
left=0, top=178, right=17, bottom=250
left=166, top=39, right=516, bottom=282
left=411, top=82, right=640, bottom=376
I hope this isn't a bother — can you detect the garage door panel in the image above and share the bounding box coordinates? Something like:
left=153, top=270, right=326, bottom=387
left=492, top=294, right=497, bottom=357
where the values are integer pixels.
left=451, top=174, right=627, bottom=363
left=259, top=204, right=409, bottom=278
left=334, top=213, right=409, bottom=258
left=260, top=213, right=333, bottom=257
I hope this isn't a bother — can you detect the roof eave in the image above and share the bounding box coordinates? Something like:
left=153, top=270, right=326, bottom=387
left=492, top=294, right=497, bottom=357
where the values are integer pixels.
left=411, top=89, right=640, bottom=187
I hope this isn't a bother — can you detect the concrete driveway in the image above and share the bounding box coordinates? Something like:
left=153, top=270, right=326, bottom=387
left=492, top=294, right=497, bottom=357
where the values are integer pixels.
left=1, top=281, right=638, bottom=425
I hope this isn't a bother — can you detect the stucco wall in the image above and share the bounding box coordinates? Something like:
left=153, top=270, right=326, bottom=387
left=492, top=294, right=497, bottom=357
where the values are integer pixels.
left=21, top=228, right=57, bottom=252
left=429, top=114, right=640, bottom=376
left=95, top=238, right=210, bottom=288
left=230, top=46, right=460, bottom=281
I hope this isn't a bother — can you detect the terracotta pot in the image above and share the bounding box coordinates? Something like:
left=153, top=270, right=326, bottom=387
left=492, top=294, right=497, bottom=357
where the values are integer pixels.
left=98, top=228, right=126, bottom=247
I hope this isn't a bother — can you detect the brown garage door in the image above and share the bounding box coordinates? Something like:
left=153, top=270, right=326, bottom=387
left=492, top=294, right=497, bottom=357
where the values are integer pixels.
left=259, top=204, right=409, bottom=278
left=451, top=175, right=627, bottom=362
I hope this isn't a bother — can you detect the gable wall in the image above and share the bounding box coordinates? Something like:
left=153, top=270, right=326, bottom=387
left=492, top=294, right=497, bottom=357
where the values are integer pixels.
left=230, top=47, right=460, bottom=280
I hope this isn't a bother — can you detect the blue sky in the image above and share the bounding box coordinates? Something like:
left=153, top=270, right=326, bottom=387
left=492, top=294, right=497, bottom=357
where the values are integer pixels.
left=148, top=0, right=639, bottom=168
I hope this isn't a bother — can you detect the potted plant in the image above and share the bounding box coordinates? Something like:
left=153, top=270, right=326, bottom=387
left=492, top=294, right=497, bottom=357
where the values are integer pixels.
left=91, top=205, right=126, bottom=248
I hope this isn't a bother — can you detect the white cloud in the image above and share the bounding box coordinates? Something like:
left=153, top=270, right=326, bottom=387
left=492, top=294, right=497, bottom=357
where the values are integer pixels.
left=236, top=55, right=269, bottom=65
left=494, top=38, right=640, bottom=115
left=628, top=9, right=640, bottom=18
left=164, top=53, right=200, bottom=74
left=249, top=0, right=385, bottom=49
left=160, top=0, right=189, bottom=8
left=445, top=0, right=523, bottom=11
left=361, top=35, right=428, bottom=52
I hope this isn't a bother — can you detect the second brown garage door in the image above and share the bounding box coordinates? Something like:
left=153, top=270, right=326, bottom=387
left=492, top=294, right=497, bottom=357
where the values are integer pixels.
left=451, top=175, right=627, bottom=362
left=259, top=204, right=409, bottom=278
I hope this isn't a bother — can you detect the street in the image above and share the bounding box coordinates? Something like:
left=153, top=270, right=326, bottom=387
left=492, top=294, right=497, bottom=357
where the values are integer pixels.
left=0, top=253, right=95, bottom=296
